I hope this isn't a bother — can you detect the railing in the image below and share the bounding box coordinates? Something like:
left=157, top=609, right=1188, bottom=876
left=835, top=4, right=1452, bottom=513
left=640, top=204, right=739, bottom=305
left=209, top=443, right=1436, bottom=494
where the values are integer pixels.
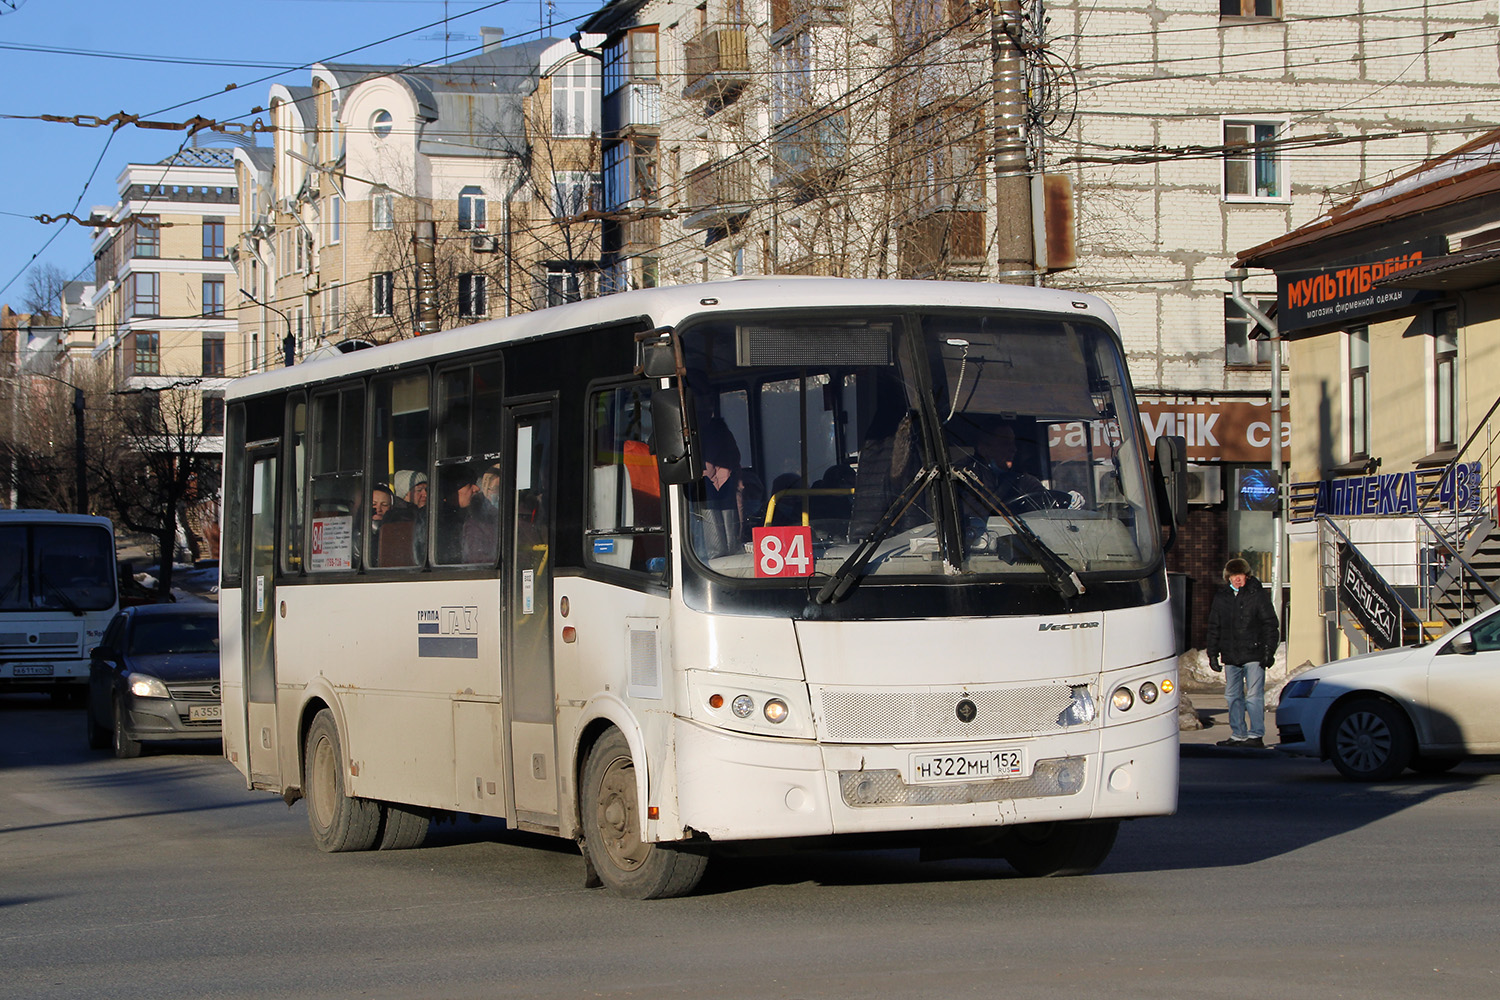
left=1318, top=515, right=1443, bottom=660
left=770, top=0, right=846, bottom=37
left=682, top=158, right=755, bottom=229
left=682, top=26, right=750, bottom=98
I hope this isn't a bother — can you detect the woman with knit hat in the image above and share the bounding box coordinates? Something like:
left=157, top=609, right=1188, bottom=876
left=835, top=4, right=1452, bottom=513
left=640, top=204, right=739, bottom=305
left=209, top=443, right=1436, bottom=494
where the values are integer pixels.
left=1205, top=556, right=1280, bottom=748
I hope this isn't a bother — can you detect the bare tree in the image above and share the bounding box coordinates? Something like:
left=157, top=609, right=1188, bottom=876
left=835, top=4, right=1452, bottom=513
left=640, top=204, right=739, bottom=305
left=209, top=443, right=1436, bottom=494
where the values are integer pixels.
left=88, top=385, right=219, bottom=595
left=21, top=263, right=70, bottom=318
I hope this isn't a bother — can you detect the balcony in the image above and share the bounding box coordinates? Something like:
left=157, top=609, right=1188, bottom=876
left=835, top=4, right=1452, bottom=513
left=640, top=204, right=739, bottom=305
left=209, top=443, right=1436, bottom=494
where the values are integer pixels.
left=604, top=81, right=661, bottom=137
left=619, top=215, right=661, bottom=250
left=771, top=0, right=845, bottom=39
left=771, top=115, right=847, bottom=189
left=682, top=26, right=750, bottom=100
left=682, top=159, right=755, bottom=231
left=898, top=210, right=986, bottom=275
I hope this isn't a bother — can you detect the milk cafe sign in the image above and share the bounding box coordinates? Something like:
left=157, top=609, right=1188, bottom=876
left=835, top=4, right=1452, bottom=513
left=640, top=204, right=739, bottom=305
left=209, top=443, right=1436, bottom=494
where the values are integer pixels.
left=1134, top=400, right=1289, bottom=463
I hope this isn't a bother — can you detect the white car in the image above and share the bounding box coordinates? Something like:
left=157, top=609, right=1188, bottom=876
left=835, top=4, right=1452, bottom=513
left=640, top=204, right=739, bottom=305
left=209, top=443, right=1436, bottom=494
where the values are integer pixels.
left=1276, top=605, right=1500, bottom=780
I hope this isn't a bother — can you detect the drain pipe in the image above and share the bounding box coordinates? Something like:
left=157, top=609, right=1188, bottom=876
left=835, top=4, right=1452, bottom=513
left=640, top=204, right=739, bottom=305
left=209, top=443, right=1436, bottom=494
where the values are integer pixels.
left=1226, top=267, right=1283, bottom=625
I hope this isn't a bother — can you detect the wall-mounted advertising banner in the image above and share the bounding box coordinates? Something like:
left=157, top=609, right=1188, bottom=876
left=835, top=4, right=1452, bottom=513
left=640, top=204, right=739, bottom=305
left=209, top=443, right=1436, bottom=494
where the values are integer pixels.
left=1337, top=541, right=1412, bottom=650
left=1136, top=400, right=1289, bottom=462
left=1277, top=236, right=1445, bottom=332
left=1298, top=461, right=1482, bottom=519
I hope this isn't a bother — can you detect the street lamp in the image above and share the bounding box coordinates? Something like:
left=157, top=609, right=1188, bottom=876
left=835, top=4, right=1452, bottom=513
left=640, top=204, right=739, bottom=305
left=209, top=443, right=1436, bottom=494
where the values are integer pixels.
left=242, top=288, right=296, bottom=368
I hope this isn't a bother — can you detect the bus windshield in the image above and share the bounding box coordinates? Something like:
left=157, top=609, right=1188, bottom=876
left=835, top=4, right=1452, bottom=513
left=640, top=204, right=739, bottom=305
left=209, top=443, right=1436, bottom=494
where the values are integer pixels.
left=680, top=308, right=1158, bottom=586
left=0, top=524, right=117, bottom=612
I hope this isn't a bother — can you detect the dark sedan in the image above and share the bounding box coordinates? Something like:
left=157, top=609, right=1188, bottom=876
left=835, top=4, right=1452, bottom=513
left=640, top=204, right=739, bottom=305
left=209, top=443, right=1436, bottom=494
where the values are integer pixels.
left=86, top=604, right=221, bottom=758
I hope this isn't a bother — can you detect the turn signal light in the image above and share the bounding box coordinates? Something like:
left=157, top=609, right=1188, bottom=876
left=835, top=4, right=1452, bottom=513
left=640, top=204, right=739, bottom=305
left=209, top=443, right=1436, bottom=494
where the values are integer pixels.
left=1161, top=678, right=1174, bottom=694
left=708, top=693, right=724, bottom=709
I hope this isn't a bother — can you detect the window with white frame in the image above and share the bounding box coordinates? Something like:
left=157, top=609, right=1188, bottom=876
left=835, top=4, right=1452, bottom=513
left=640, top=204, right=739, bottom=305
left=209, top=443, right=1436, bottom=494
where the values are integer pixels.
left=602, top=140, right=656, bottom=210
left=372, top=191, right=395, bottom=231
left=325, top=282, right=342, bottom=334
left=458, top=186, right=487, bottom=230
left=772, top=32, right=812, bottom=124
left=1225, top=295, right=1275, bottom=366
left=1224, top=120, right=1283, bottom=200
left=1349, top=326, right=1371, bottom=459
left=545, top=267, right=583, bottom=307
left=552, top=171, right=601, bottom=218
left=1434, top=307, right=1458, bottom=450
left=602, top=27, right=657, bottom=96
left=327, top=195, right=342, bottom=244
left=552, top=56, right=600, bottom=136
left=372, top=272, right=395, bottom=317
left=458, top=273, right=487, bottom=317
left=1220, top=0, right=1281, bottom=17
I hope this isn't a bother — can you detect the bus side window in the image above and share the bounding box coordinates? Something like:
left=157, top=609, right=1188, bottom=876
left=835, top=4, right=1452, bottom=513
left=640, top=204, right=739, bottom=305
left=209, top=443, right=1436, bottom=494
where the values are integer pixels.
left=587, top=384, right=665, bottom=577
left=434, top=359, right=503, bottom=566
left=282, top=395, right=307, bottom=574
left=308, top=386, right=364, bottom=573
left=370, top=371, right=431, bottom=568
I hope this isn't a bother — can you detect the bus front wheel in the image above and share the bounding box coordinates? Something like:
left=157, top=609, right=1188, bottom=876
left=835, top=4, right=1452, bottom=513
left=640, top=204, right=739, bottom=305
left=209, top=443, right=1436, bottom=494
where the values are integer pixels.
left=580, top=729, right=707, bottom=899
left=1002, top=820, right=1119, bottom=877
left=303, top=710, right=382, bottom=852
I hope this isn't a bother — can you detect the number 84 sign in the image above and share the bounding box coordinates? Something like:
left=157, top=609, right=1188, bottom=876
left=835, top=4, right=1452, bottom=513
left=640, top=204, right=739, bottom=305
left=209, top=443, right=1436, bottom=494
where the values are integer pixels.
left=753, top=526, right=814, bottom=578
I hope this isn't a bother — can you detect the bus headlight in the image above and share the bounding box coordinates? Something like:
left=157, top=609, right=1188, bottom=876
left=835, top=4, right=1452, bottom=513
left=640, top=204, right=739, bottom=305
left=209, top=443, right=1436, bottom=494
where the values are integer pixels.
left=1111, top=686, right=1134, bottom=712
left=763, top=698, right=789, bottom=724
left=731, top=694, right=755, bottom=719
left=1138, top=681, right=1159, bottom=704
left=128, top=673, right=170, bottom=699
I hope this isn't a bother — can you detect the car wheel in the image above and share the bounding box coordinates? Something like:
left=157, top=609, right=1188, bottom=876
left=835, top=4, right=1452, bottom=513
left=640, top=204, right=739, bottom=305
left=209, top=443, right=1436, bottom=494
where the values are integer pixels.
left=579, top=729, right=708, bottom=899
left=112, top=696, right=142, bottom=759
left=1409, top=755, right=1462, bottom=775
left=86, top=702, right=110, bottom=750
left=302, top=709, right=381, bottom=852
left=377, top=803, right=431, bottom=850
left=1002, top=820, right=1120, bottom=877
left=1327, top=698, right=1413, bottom=781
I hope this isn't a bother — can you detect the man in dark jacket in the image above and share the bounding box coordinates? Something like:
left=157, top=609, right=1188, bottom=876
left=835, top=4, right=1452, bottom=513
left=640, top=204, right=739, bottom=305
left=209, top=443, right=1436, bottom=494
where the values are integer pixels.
left=1205, top=557, right=1280, bottom=748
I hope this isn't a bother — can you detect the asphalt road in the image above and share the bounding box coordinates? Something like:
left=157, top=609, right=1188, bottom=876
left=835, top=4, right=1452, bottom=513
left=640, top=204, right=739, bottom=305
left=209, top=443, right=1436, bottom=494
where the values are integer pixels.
left=3, top=693, right=1498, bottom=1000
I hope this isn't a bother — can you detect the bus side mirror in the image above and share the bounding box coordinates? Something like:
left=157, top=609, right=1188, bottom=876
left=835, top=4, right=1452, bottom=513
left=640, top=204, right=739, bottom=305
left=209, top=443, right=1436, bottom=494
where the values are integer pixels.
left=1153, top=434, right=1188, bottom=527
left=640, top=343, right=677, bottom=379
left=651, top=388, right=696, bottom=486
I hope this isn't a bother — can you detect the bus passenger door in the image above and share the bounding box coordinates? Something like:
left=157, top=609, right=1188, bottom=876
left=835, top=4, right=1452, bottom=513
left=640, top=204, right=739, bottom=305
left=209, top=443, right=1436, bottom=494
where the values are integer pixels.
left=243, top=447, right=281, bottom=787
left=505, top=404, right=558, bottom=827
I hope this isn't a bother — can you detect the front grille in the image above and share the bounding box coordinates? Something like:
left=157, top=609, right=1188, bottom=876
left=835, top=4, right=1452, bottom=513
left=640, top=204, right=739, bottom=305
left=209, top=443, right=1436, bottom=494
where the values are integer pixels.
left=168, top=683, right=219, bottom=701
left=816, top=683, right=1084, bottom=743
left=838, top=756, right=1087, bottom=807
left=0, top=630, right=83, bottom=658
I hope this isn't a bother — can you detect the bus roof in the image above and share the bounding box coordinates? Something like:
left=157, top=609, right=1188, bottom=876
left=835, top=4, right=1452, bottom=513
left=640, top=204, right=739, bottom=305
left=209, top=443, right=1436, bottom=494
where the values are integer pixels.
left=0, top=509, right=114, bottom=531
left=225, top=278, right=1120, bottom=402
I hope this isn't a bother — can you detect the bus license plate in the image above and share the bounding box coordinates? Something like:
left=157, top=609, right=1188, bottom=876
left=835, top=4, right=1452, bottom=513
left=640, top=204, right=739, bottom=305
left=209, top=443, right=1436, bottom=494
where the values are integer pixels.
left=910, top=747, right=1024, bottom=784
left=13, top=664, right=54, bottom=677
left=190, top=705, right=222, bottom=722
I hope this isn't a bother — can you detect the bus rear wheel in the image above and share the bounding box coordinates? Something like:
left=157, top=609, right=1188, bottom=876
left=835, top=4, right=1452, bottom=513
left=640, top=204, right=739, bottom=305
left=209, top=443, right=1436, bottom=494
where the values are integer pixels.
left=580, top=729, right=707, bottom=899
left=377, top=803, right=431, bottom=850
left=303, top=709, right=381, bottom=852
left=1003, top=820, right=1119, bottom=877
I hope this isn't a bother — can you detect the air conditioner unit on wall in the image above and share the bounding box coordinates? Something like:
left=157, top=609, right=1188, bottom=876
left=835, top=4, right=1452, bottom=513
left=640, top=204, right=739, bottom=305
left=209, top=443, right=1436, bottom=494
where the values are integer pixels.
left=470, top=235, right=498, bottom=253
left=1185, top=464, right=1224, bottom=505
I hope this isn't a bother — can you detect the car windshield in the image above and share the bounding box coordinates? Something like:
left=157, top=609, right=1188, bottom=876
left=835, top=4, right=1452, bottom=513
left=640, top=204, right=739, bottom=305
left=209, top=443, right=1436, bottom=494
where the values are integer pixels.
left=0, top=524, right=116, bottom=612
left=679, top=308, right=1157, bottom=586
left=129, top=616, right=220, bottom=655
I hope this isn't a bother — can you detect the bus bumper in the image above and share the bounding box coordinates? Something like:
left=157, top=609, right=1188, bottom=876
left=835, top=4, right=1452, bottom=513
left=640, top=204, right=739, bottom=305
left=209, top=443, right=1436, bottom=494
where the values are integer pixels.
left=671, top=710, right=1178, bottom=843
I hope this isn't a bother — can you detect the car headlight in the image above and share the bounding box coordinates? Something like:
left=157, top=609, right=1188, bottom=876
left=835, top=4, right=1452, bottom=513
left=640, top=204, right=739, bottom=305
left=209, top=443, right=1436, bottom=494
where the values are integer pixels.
left=1281, top=678, right=1318, bottom=699
left=127, top=673, right=170, bottom=699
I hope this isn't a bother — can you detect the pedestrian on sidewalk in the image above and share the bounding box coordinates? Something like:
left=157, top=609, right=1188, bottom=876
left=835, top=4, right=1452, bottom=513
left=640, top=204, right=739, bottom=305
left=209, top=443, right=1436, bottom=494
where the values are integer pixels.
left=1205, top=557, right=1280, bottom=749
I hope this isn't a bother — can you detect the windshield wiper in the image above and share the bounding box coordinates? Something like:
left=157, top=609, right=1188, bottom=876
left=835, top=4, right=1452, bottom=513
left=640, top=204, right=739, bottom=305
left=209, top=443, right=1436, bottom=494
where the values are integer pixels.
left=815, top=466, right=938, bottom=605
left=952, top=467, right=1084, bottom=599
left=35, top=573, right=85, bottom=614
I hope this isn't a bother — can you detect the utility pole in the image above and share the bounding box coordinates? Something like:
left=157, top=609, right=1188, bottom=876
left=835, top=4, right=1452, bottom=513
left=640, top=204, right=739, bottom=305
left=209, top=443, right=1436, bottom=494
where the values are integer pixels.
left=414, top=220, right=439, bottom=334
left=992, top=0, right=1034, bottom=285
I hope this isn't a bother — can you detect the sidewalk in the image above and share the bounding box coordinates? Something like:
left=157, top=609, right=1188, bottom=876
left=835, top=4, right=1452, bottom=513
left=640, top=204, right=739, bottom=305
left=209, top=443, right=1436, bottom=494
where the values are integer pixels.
left=1179, top=690, right=1280, bottom=756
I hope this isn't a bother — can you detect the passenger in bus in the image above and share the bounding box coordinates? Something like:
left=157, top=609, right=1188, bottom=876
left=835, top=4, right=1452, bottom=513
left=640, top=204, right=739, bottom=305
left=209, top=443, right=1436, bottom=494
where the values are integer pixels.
left=368, top=484, right=395, bottom=565
left=953, top=419, right=1080, bottom=514
left=849, top=409, right=929, bottom=539
left=436, top=466, right=480, bottom=564
left=461, top=463, right=504, bottom=563
left=390, top=470, right=430, bottom=564
left=696, top=418, right=760, bottom=559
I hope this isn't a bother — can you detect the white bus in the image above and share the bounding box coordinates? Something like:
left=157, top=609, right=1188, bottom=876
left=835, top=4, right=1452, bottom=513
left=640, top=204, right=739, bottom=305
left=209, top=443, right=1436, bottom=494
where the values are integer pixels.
left=0, top=509, right=119, bottom=696
left=219, top=279, right=1186, bottom=898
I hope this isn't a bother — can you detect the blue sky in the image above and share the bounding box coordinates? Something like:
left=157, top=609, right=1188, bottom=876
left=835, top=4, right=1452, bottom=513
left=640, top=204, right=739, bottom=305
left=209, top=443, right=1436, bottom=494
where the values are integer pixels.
left=0, top=0, right=601, bottom=307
